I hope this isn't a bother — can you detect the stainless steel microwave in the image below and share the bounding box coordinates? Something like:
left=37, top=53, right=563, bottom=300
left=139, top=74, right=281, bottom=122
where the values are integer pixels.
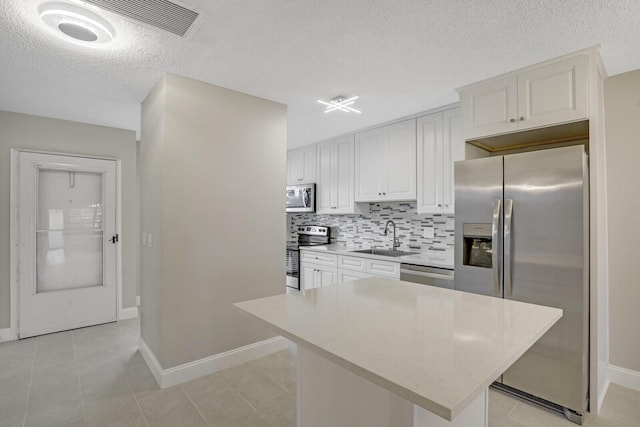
left=286, top=184, right=315, bottom=213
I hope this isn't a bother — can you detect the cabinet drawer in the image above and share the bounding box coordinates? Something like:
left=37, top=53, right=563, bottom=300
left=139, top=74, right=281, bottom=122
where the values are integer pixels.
left=338, top=269, right=372, bottom=284
left=365, top=259, right=400, bottom=278
left=338, top=255, right=366, bottom=272
left=301, top=251, right=337, bottom=267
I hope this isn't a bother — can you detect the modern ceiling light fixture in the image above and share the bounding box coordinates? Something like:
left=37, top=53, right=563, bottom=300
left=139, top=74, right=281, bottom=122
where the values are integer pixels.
left=39, top=2, right=115, bottom=45
left=317, top=96, right=362, bottom=114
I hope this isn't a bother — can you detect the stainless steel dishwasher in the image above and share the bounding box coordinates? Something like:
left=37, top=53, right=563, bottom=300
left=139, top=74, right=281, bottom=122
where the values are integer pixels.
left=400, top=264, right=454, bottom=289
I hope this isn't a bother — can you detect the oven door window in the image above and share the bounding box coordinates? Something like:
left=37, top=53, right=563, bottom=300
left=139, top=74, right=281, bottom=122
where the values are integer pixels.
left=286, top=248, right=299, bottom=278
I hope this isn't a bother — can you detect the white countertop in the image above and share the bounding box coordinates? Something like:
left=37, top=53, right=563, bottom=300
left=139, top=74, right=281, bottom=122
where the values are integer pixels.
left=300, top=244, right=454, bottom=269
left=234, top=277, right=562, bottom=421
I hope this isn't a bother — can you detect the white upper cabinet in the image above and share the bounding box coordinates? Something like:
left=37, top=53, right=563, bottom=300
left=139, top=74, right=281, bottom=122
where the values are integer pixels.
left=517, top=55, right=588, bottom=130
left=316, top=135, right=364, bottom=215
left=461, top=76, right=518, bottom=139
left=460, top=54, right=589, bottom=140
left=442, top=109, right=464, bottom=212
left=355, top=119, right=416, bottom=202
left=417, top=108, right=463, bottom=214
left=287, top=145, right=317, bottom=185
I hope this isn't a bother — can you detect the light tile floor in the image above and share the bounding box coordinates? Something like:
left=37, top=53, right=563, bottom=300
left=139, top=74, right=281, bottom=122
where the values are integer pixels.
left=0, top=319, right=638, bottom=427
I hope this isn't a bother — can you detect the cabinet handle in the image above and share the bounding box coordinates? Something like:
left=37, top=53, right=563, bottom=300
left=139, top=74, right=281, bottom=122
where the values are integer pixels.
left=438, top=204, right=442, bottom=207
left=382, top=192, right=386, bottom=196
left=519, top=116, right=525, bottom=121
left=509, top=118, right=516, bottom=123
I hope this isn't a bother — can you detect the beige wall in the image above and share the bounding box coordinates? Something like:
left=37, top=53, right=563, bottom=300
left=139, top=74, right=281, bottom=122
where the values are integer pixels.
left=0, top=110, right=139, bottom=329
left=604, top=69, right=640, bottom=372
left=139, top=79, right=167, bottom=362
left=140, top=74, right=287, bottom=369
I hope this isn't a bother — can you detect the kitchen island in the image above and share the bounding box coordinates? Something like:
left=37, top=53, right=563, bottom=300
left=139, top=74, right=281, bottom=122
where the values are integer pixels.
left=234, top=277, right=562, bottom=427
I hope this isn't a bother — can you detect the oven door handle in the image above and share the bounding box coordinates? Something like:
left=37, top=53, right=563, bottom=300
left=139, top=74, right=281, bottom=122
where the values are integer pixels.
left=303, top=188, right=310, bottom=207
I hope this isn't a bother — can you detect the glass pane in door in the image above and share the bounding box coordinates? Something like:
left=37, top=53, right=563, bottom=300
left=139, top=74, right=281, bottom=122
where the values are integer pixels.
left=36, top=168, right=104, bottom=293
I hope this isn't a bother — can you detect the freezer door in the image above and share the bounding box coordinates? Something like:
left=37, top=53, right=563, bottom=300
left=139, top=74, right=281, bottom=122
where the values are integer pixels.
left=454, top=156, right=504, bottom=297
left=502, top=145, right=589, bottom=413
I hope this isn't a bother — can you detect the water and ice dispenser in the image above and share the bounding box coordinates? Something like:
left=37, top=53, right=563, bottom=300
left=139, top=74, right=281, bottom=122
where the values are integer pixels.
left=462, top=223, right=493, bottom=269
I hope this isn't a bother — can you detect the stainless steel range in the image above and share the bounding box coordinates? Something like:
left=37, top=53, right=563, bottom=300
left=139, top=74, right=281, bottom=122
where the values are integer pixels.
left=286, top=226, right=330, bottom=292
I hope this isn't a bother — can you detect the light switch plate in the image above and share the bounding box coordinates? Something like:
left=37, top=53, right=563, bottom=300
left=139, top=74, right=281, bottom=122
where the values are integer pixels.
left=147, top=233, right=153, bottom=248
left=142, top=232, right=147, bottom=247
left=423, top=227, right=435, bottom=239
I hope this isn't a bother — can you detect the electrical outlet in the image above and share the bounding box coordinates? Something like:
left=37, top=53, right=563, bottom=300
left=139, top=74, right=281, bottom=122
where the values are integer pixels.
left=423, top=227, right=435, bottom=239
left=147, top=233, right=153, bottom=248
left=142, top=232, right=147, bottom=247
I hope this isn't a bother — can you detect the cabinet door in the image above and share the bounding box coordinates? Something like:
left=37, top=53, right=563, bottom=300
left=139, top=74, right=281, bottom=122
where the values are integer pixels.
left=286, top=149, right=300, bottom=185
left=355, top=128, right=384, bottom=201
left=333, top=136, right=356, bottom=213
left=517, top=55, right=588, bottom=130
left=315, top=142, right=334, bottom=213
left=384, top=119, right=417, bottom=201
left=416, top=112, right=443, bottom=214
left=287, top=146, right=316, bottom=185
left=318, top=267, right=337, bottom=287
left=300, top=146, right=317, bottom=183
left=461, top=75, right=518, bottom=140
left=442, top=108, right=463, bottom=214
left=301, top=264, right=317, bottom=291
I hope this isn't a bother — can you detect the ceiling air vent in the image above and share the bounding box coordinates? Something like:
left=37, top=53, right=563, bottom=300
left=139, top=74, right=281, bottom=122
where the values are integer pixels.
left=84, top=0, right=199, bottom=37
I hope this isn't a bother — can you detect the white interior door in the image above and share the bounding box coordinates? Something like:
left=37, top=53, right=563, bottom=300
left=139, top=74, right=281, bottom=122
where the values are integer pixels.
left=18, top=152, right=118, bottom=338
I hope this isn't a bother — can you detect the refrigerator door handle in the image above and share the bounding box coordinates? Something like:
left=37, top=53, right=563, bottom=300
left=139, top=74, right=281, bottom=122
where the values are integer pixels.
left=504, top=199, right=513, bottom=296
left=492, top=199, right=501, bottom=295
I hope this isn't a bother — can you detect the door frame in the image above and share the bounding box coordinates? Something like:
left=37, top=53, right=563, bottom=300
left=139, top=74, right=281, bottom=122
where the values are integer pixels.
left=8, top=148, right=125, bottom=341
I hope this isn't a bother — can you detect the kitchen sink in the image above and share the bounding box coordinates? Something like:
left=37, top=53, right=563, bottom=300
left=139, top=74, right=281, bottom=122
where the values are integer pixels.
left=350, top=249, right=418, bottom=257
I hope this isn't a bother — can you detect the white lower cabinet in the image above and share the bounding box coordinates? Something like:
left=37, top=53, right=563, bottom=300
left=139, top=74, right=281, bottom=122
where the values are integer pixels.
left=337, top=255, right=400, bottom=283
left=301, top=252, right=338, bottom=291
left=302, top=264, right=337, bottom=290
left=303, top=252, right=401, bottom=288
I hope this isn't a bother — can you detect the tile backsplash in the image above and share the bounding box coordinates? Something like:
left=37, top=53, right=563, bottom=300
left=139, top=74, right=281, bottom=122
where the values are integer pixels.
left=288, top=201, right=455, bottom=255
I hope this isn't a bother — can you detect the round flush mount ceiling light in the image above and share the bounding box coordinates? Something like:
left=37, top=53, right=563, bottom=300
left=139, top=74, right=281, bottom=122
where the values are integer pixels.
left=39, top=2, right=115, bottom=45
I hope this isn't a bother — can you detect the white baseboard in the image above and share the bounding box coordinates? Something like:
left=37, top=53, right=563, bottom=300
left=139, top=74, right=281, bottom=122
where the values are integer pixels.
left=0, top=328, right=17, bottom=343
left=138, top=336, right=289, bottom=389
left=138, top=337, right=164, bottom=387
left=595, top=379, right=609, bottom=414
left=119, top=306, right=139, bottom=320
left=608, top=364, right=640, bottom=392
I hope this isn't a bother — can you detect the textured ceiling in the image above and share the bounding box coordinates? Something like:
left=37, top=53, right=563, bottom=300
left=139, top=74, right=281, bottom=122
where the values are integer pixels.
left=1, top=0, right=640, bottom=147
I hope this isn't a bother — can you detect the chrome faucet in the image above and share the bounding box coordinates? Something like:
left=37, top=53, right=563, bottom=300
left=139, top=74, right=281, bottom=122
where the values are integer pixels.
left=383, top=220, right=400, bottom=251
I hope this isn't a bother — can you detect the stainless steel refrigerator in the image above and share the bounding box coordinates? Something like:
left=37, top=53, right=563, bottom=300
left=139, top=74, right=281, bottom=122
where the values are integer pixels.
left=454, top=145, right=589, bottom=424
